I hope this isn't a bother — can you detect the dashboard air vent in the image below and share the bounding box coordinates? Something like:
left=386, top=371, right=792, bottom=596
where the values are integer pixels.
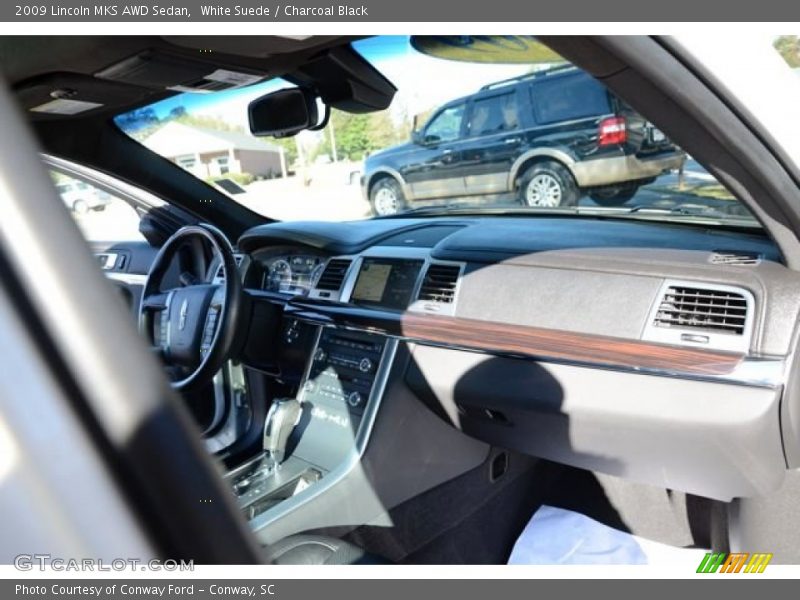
left=316, top=258, right=352, bottom=291
left=654, top=286, right=748, bottom=335
left=418, top=264, right=461, bottom=304
left=709, top=250, right=761, bottom=266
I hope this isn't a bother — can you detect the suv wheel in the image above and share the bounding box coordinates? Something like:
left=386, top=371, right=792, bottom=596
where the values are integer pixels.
left=518, top=162, right=579, bottom=208
left=370, top=177, right=406, bottom=216
left=589, top=186, right=639, bottom=207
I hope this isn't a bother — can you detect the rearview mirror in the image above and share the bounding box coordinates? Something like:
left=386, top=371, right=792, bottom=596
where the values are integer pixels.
left=248, top=87, right=320, bottom=138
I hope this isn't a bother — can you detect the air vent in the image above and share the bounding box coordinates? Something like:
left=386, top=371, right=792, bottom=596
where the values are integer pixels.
left=316, top=259, right=352, bottom=291
left=654, top=286, right=748, bottom=335
left=709, top=250, right=762, bottom=266
left=417, top=264, right=461, bottom=304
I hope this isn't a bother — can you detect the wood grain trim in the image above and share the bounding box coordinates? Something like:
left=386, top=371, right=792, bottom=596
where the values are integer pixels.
left=400, top=313, right=745, bottom=376
left=283, top=298, right=746, bottom=377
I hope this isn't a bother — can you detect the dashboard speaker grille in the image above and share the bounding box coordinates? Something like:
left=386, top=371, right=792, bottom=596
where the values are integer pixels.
left=654, top=286, right=748, bottom=335
left=316, top=258, right=352, bottom=291
left=417, top=264, right=461, bottom=304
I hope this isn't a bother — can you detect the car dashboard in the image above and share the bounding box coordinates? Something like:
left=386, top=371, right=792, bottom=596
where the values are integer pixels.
left=218, top=215, right=800, bottom=540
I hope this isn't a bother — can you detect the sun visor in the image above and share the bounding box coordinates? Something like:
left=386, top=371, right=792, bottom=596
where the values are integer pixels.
left=95, top=50, right=268, bottom=93
left=15, top=72, right=150, bottom=119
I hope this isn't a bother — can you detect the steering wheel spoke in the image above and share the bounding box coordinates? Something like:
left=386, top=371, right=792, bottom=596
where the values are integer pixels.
left=138, top=224, right=243, bottom=393
left=141, top=291, right=170, bottom=312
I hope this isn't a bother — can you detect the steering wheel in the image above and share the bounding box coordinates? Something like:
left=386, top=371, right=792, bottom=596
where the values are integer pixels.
left=139, top=224, right=243, bottom=392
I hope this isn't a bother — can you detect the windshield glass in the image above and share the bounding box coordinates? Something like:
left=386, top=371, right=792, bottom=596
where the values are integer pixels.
left=116, top=35, right=761, bottom=226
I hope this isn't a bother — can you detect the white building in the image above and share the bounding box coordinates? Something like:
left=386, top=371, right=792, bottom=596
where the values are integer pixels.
left=143, top=122, right=286, bottom=180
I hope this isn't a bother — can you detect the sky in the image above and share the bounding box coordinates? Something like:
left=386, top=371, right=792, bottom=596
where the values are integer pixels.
left=121, top=36, right=536, bottom=133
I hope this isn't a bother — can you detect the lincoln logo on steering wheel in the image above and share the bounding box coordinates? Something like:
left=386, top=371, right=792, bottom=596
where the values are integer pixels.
left=178, top=299, right=189, bottom=331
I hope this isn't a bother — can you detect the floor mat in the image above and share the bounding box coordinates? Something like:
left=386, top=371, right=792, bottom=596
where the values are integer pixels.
left=508, top=505, right=708, bottom=565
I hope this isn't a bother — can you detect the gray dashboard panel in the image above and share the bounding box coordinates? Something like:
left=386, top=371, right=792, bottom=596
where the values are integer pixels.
left=238, top=217, right=800, bottom=505
left=451, top=247, right=800, bottom=356
left=457, top=263, right=663, bottom=339
left=408, top=344, right=786, bottom=501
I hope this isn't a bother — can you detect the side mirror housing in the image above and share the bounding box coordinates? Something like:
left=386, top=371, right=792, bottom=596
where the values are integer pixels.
left=412, top=131, right=440, bottom=146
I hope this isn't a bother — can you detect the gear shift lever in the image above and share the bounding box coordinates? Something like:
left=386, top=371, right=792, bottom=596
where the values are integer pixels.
left=263, top=397, right=302, bottom=468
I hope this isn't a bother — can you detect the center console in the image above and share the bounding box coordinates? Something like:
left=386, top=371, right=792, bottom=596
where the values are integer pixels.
left=224, top=325, right=391, bottom=522
left=225, top=249, right=442, bottom=531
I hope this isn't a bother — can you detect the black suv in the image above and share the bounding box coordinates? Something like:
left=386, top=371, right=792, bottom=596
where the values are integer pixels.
left=363, top=66, right=685, bottom=216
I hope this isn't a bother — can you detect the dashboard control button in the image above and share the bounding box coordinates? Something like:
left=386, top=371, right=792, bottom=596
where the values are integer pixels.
left=359, top=358, right=373, bottom=373
left=285, top=324, right=299, bottom=344
left=347, top=391, right=363, bottom=407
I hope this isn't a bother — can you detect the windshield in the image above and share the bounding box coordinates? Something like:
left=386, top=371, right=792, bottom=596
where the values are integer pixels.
left=116, top=35, right=765, bottom=226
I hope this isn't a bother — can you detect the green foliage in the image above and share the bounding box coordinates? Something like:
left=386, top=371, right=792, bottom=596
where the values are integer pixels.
left=121, top=106, right=246, bottom=141
left=316, top=109, right=411, bottom=161
left=172, top=112, right=244, bottom=133
left=774, top=36, right=800, bottom=69
left=117, top=107, right=161, bottom=141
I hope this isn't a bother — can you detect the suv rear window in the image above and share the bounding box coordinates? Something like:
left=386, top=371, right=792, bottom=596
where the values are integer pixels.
left=532, top=74, right=611, bottom=125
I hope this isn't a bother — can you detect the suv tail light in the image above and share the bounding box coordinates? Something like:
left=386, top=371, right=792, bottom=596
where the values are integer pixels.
left=598, top=116, right=627, bottom=146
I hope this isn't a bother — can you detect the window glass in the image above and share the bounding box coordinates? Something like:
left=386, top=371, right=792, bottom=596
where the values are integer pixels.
left=533, top=75, right=611, bottom=124
left=424, top=103, right=465, bottom=143
left=468, top=93, right=519, bottom=135
left=50, top=171, right=145, bottom=242
left=115, top=36, right=758, bottom=226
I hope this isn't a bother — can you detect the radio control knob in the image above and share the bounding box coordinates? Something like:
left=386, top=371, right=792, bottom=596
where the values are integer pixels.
left=347, top=391, right=362, bottom=407
left=359, top=358, right=373, bottom=373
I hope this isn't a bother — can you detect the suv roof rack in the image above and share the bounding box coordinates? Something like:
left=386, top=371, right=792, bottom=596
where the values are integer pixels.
left=479, top=63, right=577, bottom=92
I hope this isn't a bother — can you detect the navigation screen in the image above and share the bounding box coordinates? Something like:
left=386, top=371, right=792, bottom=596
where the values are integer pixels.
left=351, top=258, right=424, bottom=310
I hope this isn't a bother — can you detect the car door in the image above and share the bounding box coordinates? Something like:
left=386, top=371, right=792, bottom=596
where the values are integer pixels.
left=44, top=155, right=192, bottom=319
left=461, top=89, right=524, bottom=196
left=44, top=156, right=258, bottom=446
left=404, top=101, right=468, bottom=200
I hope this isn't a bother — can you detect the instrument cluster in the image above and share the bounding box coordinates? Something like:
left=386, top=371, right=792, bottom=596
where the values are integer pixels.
left=252, top=249, right=327, bottom=296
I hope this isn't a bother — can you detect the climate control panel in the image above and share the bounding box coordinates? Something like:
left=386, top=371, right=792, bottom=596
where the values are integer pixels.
left=301, top=328, right=386, bottom=417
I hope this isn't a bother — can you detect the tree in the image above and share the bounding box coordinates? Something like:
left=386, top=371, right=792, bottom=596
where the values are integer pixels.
left=774, top=36, right=800, bottom=69
left=116, top=107, right=161, bottom=140
left=168, top=106, right=188, bottom=120
left=172, top=112, right=244, bottom=133
left=313, top=108, right=412, bottom=162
